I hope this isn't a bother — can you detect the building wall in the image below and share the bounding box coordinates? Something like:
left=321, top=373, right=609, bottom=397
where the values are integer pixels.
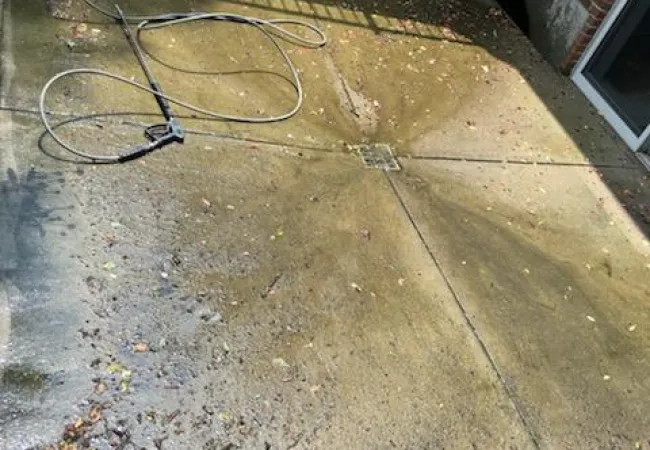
left=561, top=0, right=617, bottom=73
left=525, top=0, right=588, bottom=67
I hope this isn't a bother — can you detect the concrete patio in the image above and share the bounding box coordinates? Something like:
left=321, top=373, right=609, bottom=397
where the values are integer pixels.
left=1, top=0, right=649, bottom=448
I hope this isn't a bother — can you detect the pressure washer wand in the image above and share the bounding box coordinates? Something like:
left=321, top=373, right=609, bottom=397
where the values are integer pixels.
left=114, top=4, right=184, bottom=162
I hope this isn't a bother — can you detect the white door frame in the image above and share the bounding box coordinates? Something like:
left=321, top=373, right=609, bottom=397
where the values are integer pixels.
left=571, top=0, right=650, bottom=152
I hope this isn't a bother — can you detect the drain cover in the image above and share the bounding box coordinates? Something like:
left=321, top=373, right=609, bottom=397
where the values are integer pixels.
left=354, top=143, right=400, bottom=171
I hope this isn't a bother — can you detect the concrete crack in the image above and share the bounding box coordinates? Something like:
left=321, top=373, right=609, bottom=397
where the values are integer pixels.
left=383, top=170, right=542, bottom=449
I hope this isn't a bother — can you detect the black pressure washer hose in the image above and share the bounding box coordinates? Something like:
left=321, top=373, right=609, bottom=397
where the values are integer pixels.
left=39, top=0, right=327, bottom=162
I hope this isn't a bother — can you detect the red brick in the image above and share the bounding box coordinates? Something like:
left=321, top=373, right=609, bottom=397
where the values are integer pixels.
left=592, top=0, right=615, bottom=10
left=578, top=30, right=593, bottom=42
left=561, top=56, right=579, bottom=74
left=585, top=13, right=603, bottom=26
left=591, top=1, right=610, bottom=14
left=560, top=0, right=615, bottom=74
left=589, top=8, right=608, bottom=22
left=574, top=41, right=589, bottom=53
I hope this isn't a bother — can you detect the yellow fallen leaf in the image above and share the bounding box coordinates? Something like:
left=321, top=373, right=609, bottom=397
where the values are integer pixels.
left=107, top=362, right=124, bottom=374
left=119, top=379, right=130, bottom=392
left=217, top=410, right=234, bottom=424
left=59, top=442, right=79, bottom=450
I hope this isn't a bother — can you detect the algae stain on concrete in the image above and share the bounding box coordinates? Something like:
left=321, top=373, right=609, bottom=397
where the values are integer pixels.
left=318, top=1, right=502, bottom=149
left=149, top=141, right=534, bottom=448
left=393, top=167, right=650, bottom=445
left=1, top=364, right=48, bottom=391
left=42, top=0, right=511, bottom=153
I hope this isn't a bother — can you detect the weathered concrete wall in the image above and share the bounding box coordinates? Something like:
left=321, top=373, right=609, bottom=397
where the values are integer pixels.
left=526, top=0, right=588, bottom=67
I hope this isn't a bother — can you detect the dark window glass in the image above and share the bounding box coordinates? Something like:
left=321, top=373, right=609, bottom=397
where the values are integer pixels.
left=585, top=1, right=650, bottom=136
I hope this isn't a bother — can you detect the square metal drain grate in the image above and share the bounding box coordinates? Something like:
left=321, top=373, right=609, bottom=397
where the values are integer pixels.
left=353, top=143, right=400, bottom=171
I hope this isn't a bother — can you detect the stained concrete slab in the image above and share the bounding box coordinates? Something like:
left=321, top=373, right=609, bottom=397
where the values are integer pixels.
left=0, top=120, right=98, bottom=448
left=128, top=140, right=536, bottom=449
left=2, top=0, right=650, bottom=448
left=390, top=159, right=650, bottom=447
left=36, top=0, right=638, bottom=166
left=7, top=113, right=538, bottom=449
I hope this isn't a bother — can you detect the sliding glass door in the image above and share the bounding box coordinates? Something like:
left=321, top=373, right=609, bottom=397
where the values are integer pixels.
left=572, top=0, right=650, bottom=151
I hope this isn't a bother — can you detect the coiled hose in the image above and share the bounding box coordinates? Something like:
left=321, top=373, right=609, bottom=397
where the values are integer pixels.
left=39, top=0, right=327, bottom=162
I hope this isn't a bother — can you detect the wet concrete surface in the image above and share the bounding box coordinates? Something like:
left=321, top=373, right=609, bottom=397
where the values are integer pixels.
left=1, top=0, right=650, bottom=449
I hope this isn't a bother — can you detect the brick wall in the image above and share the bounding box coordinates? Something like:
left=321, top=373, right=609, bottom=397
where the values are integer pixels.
left=561, top=0, right=616, bottom=73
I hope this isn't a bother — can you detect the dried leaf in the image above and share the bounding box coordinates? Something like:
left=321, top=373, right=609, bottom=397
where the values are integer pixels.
left=89, top=405, right=102, bottom=423
left=94, top=381, right=108, bottom=395
left=60, top=442, right=79, bottom=450
left=272, top=358, right=290, bottom=369
left=119, top=379, right=130, bottom=392
left=107, top=362, right=124, bottom=374
left=133, top=342, right=149, bottom=353
left=217, top=410, right=234, bottom=424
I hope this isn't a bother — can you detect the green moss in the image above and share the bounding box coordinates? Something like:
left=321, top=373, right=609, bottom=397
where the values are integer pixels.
left=1, top=364, right=48, bottom=391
